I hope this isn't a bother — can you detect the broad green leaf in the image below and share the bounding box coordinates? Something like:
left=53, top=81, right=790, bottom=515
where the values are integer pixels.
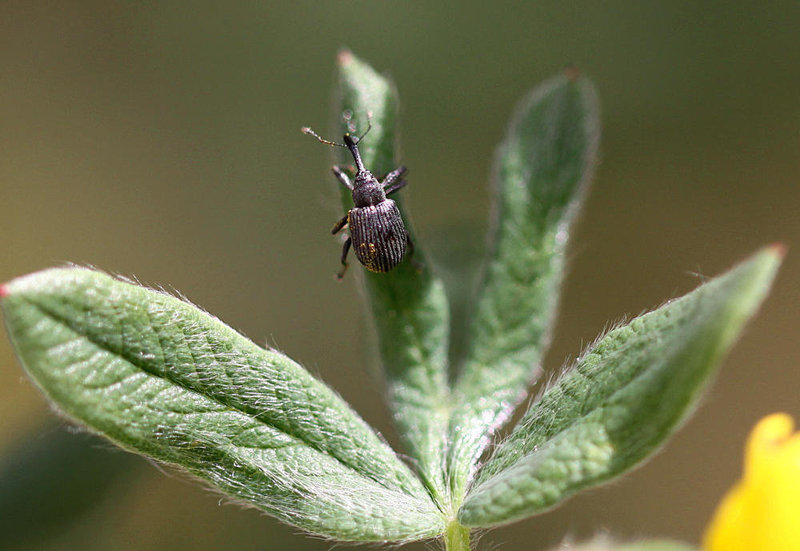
left=334, top=51, right=452, bottom=501
left=1, top=268, right=443, bottom=542
left=448, top=71, right=599, bottom=496
left=458, top=246, right=782, bottom=527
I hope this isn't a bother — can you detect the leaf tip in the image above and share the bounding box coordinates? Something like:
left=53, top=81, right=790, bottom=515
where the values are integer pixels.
left=563, top=64, right=581, bottom=81
left=768, top=242, right=788, bottom=259
left=337, top=48, right=354, bottom=66
left=0, top=283, right=8, bottom=298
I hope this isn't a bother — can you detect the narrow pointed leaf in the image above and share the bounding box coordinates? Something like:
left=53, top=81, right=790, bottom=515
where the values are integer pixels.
left=334, top=51, right=451, bottom=500
left=1, top=268, right=443, bottom=541
left=458, top=247, right=782, bottom=527
left=448, top=71, right=599, bottom=494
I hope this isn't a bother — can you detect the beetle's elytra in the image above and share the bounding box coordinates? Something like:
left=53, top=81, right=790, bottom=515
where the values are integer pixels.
left=302, top=123, right=413, bottom=279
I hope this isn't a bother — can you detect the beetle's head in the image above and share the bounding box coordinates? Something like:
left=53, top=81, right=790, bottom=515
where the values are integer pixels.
left=352, top=176, right=386, bottom=207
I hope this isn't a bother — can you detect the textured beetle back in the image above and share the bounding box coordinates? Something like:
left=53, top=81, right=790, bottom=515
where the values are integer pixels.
left=349, top=200, right=408, bottom=272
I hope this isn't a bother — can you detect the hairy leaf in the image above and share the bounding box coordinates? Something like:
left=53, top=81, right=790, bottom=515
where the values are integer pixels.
left=458, top=246, right=782, bottom=527
left=1, top=268, right=443, bottom=542
left=554, top=539, right=698, bottom=551
left=448, top=70, right=599, bottom=495
left=334, top=51, right=452, bottom=501
left=617, top=542, right=699, bottom=551
left=548, top=538, right=698, bottom=551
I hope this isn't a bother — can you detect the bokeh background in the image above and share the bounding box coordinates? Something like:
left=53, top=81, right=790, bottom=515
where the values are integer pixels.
left=2, top=2, right=799, bottom=550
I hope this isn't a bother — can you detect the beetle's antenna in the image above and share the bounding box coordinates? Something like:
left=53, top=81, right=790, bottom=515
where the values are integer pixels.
left=301, top=127, right=346, bottom=148
left=353, top=114, right=372, bottom=144
left=341, top=113, right=372, bottom=171
left=303, top=112, right=372, bottom=172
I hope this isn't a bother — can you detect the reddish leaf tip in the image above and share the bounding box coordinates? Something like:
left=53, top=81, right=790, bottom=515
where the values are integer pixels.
left=0, top=284, right=8, bottom=298
left=337, top=49, right=353, bottom=66
left=768, top=242, right=788, bottom=259
left=564, top=65, right=581, bottom=81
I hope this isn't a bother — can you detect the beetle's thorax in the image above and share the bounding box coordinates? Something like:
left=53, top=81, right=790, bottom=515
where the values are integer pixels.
left=352, top=170, right=386, bottom=207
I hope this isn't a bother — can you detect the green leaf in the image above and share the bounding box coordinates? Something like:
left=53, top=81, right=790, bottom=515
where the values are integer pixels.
left=334, top=51, right=452, bottom=501
left=447, top=70, right=599, bottom=496
left=546, top=538, right=698, bottom=551
left=616, top=542, right=699, bottom=551
left=458, top=246, right=783, bottom=527
left=1, top=268, right=443, bottom=542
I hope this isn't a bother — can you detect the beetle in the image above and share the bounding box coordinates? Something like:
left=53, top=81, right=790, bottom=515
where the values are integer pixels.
left=302, top=123, right=413, bottom=279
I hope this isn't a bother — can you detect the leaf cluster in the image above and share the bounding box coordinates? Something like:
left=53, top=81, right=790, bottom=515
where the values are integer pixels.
left=0, top=52, right=782, bottom=549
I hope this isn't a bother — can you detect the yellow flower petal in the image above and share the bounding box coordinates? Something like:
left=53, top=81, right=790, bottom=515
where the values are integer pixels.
left=704, top=413, right=800, bottom=551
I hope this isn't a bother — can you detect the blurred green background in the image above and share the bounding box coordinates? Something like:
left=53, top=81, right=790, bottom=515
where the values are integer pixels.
left=1, top=2, right=799, bottom=550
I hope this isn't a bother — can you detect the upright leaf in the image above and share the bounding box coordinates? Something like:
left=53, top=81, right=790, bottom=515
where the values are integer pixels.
left=448, top=71, right=599, bottom=495
left=334, top=51, right=452, bottom=501
left=2, top=268, right=443, bottom=541
left=458, top=247, right=782, bottom=527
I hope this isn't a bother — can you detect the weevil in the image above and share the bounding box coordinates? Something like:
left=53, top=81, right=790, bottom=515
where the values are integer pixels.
left=302, top=123, right=413, bottom=279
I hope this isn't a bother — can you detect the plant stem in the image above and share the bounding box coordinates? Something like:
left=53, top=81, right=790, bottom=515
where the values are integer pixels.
left=444, top=520, right=470, bottom=551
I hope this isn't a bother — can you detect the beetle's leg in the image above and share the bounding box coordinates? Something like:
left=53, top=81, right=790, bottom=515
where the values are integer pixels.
left=332, top=166, right=354, bottom=190
left=381, top=165, right=407, bottom=190
left=331, top=213, right=348, bottom=235
left=337, top=237, right=352, bottom=279
left=385, top=179, right=408, bottom=196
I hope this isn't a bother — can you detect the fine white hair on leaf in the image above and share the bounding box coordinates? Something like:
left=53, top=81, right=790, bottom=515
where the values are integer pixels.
left=5, top=265, right=443, bottom=542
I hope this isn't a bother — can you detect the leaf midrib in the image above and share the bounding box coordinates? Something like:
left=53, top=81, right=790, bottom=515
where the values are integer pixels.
left=22, top=294, right=424, bottom=497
